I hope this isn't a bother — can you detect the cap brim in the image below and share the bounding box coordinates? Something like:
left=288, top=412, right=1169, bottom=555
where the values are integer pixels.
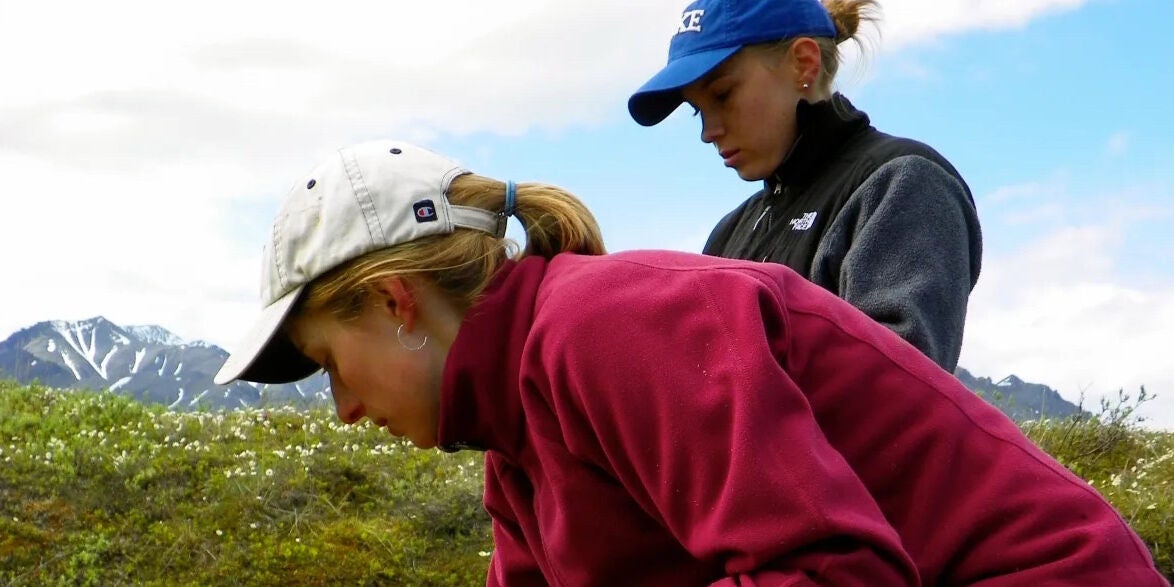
left=628, top=45, right=741, bottom=127
left=214, top=286, right=320, bottom=385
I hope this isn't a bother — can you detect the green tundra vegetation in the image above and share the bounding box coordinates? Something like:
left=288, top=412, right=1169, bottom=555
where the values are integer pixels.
left=0, top=380, right=1169, bottom=586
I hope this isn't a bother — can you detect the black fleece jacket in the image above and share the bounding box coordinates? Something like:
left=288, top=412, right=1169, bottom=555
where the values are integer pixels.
left=704, top=94, right=982, bottom=371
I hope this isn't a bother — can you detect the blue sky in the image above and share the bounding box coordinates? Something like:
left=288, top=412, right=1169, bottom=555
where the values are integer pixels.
left=2, top=0, right=1171, bottom=426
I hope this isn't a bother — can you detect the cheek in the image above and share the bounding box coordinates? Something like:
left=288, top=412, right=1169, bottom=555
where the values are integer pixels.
left=746, top=93, right=796, bottom=150
left=331, top=342, right=389, bottom=395
left=728, top=86, right=776, bottom=135
left=350, top=350, right=424, bottom=404
left=348, top=353, right=396, bottom=392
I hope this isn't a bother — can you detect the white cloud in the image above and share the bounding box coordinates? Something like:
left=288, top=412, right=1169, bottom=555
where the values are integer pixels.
left=984, top=176, right=1070, bottom=205
left=873, top=0, right=1088, bottom=48
left=0, top=151, right=265, bottom=345
left=960, top=223, right=1174, bottom=430
left=1105, top=131, right=1130, bottom=157
left=1, top=0, right=1093, bottom=151
left=0, top=0, right=1096, bottom=354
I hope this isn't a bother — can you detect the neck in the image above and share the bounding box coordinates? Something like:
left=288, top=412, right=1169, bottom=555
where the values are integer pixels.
left=413, top=281, right=467, bottom=355
left=801, top=87, right=834, bottom=103
left=768, top=93, right=870, bottom=189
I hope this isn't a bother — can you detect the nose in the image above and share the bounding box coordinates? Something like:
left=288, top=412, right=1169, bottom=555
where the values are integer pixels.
left=328, top=375, right=365, bottom=424
left=699, top=111, right=723, bottom=145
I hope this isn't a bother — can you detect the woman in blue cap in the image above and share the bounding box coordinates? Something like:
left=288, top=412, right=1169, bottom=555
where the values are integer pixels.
left=629, top=0, right=982, bottom=373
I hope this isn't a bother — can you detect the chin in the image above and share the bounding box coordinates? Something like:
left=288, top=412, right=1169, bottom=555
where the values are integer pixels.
left=732, top=160, right=771, bottom=182
left=735, top=167, right=770, bottom=182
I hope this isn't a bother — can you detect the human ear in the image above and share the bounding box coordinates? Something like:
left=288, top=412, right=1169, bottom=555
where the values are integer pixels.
left=371, top=276, right=418, bottom=331
left=789, top=37, right=823, bottom=88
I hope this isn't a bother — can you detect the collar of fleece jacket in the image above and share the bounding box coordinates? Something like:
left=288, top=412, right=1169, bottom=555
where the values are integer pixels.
left=767, top=92, right=872, bottom=192
left=436, top=257, right=543, bottom=455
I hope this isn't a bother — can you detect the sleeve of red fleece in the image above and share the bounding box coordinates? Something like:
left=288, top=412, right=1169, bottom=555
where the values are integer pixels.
left=483, top=453, right=547, bottom=587
left=535, top=266, right=920, bottom=586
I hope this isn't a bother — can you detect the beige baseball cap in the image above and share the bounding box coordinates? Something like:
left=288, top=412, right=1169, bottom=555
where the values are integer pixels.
left=214, top=140, right=503, bottom=385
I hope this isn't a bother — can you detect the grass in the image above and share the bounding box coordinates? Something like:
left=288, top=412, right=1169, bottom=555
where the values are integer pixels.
left=1020, top=387, right=1172, bottom=577
left=0, top=381, right=492, bottom=586
left=0, top=380, right=1169, bottom=584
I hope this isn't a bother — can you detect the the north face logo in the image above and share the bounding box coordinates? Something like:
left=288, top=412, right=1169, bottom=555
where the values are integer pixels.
left=788, top=212, right=817, bottom=231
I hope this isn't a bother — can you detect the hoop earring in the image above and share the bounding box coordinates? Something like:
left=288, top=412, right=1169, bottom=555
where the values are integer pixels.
left=396, top=323, right=428, bottom=352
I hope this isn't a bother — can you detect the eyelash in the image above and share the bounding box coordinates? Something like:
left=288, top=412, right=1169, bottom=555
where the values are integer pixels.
left=692, top=90, right=732, bottom=117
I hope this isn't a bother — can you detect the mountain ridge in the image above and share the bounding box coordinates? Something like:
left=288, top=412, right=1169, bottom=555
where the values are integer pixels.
left=1, top=317, right=1084, bottom=420
left=0, top=316, right=328, bottom=411
left=954, top=367, right=1085, bottom=421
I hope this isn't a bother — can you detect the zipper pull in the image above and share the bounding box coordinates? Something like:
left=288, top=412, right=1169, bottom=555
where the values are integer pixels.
left=752, top=205, right=772, bottom=231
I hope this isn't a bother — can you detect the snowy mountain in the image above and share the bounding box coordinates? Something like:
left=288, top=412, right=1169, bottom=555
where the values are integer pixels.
left=0, top=317, right=329, bottom=411
left=954, top=368, right=1084, bottom=421
left=124, top=324, right=186, bottom=347
left=0, top=317, right=1084, bottom=421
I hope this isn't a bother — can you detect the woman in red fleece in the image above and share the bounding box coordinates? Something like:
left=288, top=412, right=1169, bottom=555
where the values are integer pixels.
left=216, top=139, right=1166, bottom=586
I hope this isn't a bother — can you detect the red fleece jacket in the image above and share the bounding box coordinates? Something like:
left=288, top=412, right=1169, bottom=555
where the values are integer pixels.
left=438, top=251, right=1166, bottom=587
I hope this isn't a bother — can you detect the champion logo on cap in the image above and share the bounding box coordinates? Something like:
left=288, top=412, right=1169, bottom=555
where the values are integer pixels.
left=413, top=200, right=438, bottom=223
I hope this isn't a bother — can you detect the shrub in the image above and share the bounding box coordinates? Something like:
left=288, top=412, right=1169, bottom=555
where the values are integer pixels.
left=1021, top=387, right=1172, bottom=578
left=0, top=381, right=492, bottom=586
left=1, top=379, right=1169, bottom=583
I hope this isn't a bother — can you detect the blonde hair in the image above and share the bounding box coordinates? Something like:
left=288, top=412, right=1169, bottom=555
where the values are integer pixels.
left=294, top=174, right=605, bottom=322
left=752, top=0, right=880, bottom=94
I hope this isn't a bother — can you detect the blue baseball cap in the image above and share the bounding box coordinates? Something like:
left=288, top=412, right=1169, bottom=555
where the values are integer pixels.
left=628, top=0, right=836, bottom=126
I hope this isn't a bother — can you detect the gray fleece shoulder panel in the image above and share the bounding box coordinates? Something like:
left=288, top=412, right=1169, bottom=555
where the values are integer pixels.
left=810, top=154, right=983, bottom=371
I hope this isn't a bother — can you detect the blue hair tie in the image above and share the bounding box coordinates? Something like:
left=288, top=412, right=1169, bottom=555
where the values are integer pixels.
left=504, top=180, right=517, bottom=218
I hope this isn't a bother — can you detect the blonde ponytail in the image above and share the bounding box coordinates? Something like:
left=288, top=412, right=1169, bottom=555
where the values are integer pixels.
left=817, top=0, right=880, bottom=89
left=823, top=0, right=880, bottom=45
left=445, top=174, right=605, bottom=260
